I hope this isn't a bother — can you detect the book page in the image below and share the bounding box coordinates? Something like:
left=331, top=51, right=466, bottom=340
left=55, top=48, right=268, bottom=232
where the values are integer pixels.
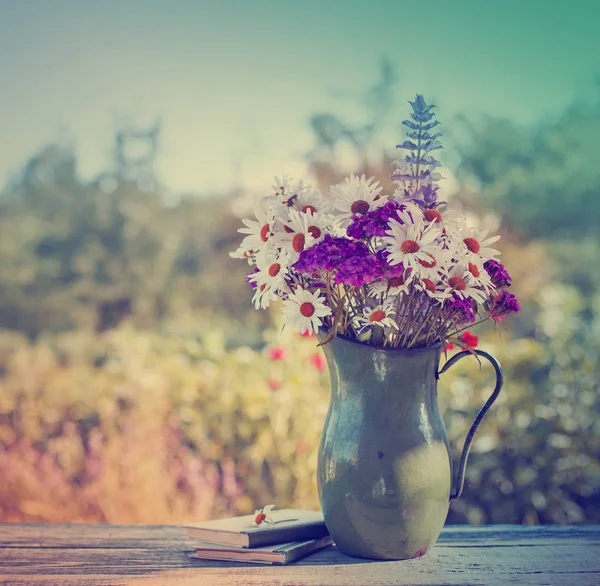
left=185, top=509, right=323, bottom=534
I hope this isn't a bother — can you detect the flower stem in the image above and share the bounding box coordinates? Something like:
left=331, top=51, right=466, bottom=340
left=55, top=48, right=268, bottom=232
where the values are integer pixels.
left=399, top=286, right=418, bottom=347
left=409, top=303, right=442, bottom=348
left=446, top=315, right=491, bottom=339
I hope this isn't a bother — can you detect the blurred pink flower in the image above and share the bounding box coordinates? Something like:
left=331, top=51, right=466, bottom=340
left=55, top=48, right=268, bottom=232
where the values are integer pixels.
left=268, top=346, right=287, bottom=361
left=296, top=440, right=309, bottom=454
left=309, top=353, right=326, bottom=373
left=267, top=378, right=281, bottom=391
left=459, top=331, right=478, bottom=348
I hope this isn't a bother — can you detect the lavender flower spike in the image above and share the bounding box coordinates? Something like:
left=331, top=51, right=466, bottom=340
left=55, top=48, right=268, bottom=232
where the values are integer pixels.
left=392, top=94, right=444, bottom=209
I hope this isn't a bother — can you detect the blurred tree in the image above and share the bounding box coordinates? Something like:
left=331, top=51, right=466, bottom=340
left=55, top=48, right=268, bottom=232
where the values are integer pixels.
left=0, top=130, right=258, bottom=339
left=456, top=91, right=600, bottom=313
left=453, top=91, right=600, bottom=523
left=456, top=93, right=600, bottom=240
left=307, top=58, right=398, bottom=191
left=114, top=122, right=161, bottom=187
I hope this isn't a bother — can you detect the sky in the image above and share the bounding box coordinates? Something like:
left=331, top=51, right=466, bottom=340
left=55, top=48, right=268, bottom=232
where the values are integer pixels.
left=0, top=0, right=598, bottom=194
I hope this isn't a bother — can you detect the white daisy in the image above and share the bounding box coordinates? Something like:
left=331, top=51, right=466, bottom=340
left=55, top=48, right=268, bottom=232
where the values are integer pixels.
left=443, top=263, right=487, bottom=304
left=383, top=214, right=442, bottom=271
left=420, top=207, right=468, bottom=256
left=252, top=282, right=278, bottom=310
left=294, top=187, right=331, bottom=215
left=251, top=248, right=292, bottom=292
left=271, top=175, right=291, bottom=198
left=464, top=257, right=495, bottom=292
left=329, top=174, right=385, bottom=226
left=460, top=226, right=501, bottom=262
left=369, top=269, right=413, bottom=299
left=237, top=201, right=278, bottom=254
left=420, top=206, right=463, bottom=232
left=354, top=301, right=398, bottom=330
left=414, top=275, right=451, bottom=302
left=281, top=288, right=332, bottom=334
left=277, top=208, right=326, bottom=258
left=410, top=246, right=454, bottom=280
left=229, top=244, right=257, bottom=265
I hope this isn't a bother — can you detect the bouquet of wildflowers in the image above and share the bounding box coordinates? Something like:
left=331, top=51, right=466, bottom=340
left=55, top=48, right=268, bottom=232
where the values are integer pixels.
left=231, top=95, right=519, bottom=350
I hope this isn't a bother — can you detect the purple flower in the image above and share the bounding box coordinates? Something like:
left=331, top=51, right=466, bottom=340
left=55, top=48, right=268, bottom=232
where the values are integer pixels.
left=400, top=183, right=447, bottom=209
left=421, top=183, right=439, bottom=205
left=377, top=250, right=404, bottom=278
left=346, top=200, right=405, bottom=239
left=294, top=234, right=384, bottom=287
left=245, top=268, right=259, bottom=289
left=489, top=290, right=520, bottom=321
left=294, top=235, right=369, bottom=274
left=484, top=260, right=512, bottom=288
left=334, top=253, right=384, bottom=287
left=444, top=294, right=478, bottom=324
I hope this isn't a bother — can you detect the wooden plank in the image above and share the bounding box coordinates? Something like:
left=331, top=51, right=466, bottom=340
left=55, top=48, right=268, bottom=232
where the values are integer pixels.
left=0, top=523, right=186, bottom=550
left=2, top=522, right=599, bottom=549
left=1, top=543, right=599, bottom=586
left=1, top=524, right=599, bottom=585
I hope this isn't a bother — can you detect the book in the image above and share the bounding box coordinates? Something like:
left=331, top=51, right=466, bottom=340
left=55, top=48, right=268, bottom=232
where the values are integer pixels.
left=189, top=535, right=333, bottom=565
left=184, top=509, right=328, bottom=548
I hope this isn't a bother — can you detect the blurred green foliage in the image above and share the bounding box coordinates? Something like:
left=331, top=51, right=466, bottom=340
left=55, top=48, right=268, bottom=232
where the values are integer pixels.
left=447, top=92, right=600, bottom=523
left=0, top=92, right=598, bottom=524
left=457, top=94, right=600, bottom=239
left=1, top=314, right=597, bottom=524
left=0, top=143, right=265, bottom=340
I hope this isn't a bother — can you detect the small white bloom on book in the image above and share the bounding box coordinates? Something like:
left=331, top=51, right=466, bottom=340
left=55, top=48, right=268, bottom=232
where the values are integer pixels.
left=254, top=504, right=276, bottom=525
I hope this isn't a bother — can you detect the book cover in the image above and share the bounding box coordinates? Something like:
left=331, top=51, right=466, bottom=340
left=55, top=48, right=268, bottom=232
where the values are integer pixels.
left=189, top=535, right=333, bottom=565
left=185, top=509, right=328, bottom=548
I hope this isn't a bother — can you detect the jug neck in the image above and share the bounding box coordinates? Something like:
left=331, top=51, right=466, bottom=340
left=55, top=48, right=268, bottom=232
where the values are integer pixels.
left=319, top=333, right=442, bottom=401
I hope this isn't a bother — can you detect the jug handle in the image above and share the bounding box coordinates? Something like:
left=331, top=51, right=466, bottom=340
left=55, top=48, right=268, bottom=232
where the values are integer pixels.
left=437, top=349, right=503, bottom=501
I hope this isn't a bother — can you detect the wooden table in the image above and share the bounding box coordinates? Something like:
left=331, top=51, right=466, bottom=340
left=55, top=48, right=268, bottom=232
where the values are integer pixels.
left=1, top=523, right=599, bottom=586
